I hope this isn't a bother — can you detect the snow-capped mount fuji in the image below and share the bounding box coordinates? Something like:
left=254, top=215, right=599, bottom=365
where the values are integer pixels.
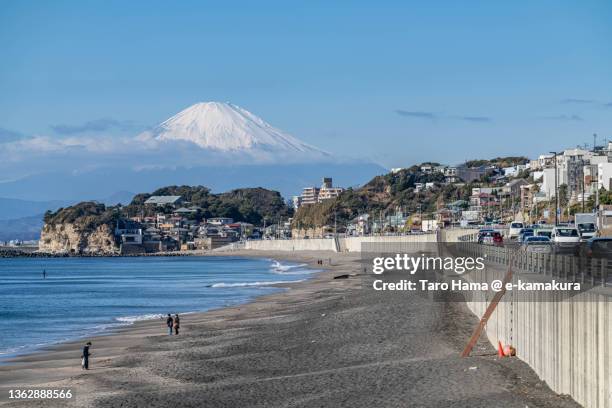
left=0, top=100, right=387, bottom=208
left=142, top=102, right=327, bottom=158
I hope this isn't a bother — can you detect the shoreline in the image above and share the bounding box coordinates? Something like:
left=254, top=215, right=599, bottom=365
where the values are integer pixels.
left=0, top=252, right=319, bottom=364
left=0, top=250, right=579, bottom=408
left=0, top=251, right=339, bottom=392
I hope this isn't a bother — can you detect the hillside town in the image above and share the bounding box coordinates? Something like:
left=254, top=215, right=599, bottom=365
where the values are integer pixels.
left=288, top=142, right=612, bottom=238
left=115, top=196, right=291, bottom=254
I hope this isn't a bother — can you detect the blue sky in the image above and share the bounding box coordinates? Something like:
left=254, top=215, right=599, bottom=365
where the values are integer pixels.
left=1, top=0, right=611, bottom=168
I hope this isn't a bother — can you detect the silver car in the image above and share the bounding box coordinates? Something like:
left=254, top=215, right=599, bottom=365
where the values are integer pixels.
left=522, top=236, right=553, bottom=253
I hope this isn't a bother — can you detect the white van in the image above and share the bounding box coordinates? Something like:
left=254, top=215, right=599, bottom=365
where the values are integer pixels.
left=508, top=222, right=524, bottom=240
left=551, top=226, right=580, bottom=246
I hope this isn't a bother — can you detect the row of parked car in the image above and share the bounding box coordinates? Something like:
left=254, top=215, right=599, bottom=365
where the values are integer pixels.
left=476, top=222, right=612, bottom=258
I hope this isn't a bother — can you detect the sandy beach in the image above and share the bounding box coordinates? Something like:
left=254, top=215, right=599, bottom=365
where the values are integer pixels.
left=0, top=250, right=579, bottom=408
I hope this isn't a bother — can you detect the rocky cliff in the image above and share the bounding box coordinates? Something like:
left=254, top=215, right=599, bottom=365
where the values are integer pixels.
left=39, top=223, right=118, bottom=255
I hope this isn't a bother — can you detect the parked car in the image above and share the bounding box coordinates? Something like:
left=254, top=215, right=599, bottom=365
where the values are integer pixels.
left=479, top=230, right=503, bottom=246
left=477, top=228, right=495, bottom=243
left=578, top=238, right=612, bottom=281
left=551, top=226, right=580, bottom=253
left=580, top=237, right=612, bottom=258
left=518, top=228, right=534, bottom=243
left=508, top=222, right=524, bottom=240
left=522, top=236, right=553, bottom=253
left=551, top=226, right=580, bottom=243
left=534, top=228, right=552, bottom=239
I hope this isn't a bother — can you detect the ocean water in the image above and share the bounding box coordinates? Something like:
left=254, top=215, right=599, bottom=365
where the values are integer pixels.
left=0, top=256, right=314, bottom=359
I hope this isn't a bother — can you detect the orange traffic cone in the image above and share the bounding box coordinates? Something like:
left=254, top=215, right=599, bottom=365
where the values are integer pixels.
left=497, top=341, right=505, bottom=358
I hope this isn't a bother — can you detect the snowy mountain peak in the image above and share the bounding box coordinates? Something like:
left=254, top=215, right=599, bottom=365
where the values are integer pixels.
left=149, top=101, right=325, bottom=155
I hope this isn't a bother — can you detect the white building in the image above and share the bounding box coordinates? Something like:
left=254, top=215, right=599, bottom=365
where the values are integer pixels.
left=531, top=170, right=544, bottom=182
left=598, top=162, right=612, bottom=191
left=299, top=186, right=320, bottom=206
left=318, top=177, right=344, bottom=202
left=540, top=167, right=558, bottom=199
left=502, top=164, right=529, bottom=177
left=295, top=177, right=344, bottom=208
left=207, top=217, right=234, bottom=226
left=292, top=195, right=302, bottom=209
left=538, top=153, right=555, bottom=169
left=420, top=165, right=433, bottom=174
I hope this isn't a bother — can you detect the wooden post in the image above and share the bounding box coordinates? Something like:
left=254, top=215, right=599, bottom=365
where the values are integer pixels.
left=461, top=264, right=514, bottom=358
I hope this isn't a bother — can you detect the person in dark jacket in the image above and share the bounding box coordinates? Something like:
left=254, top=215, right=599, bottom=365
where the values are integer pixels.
left=166, top=314, right=173, bottom=335
left=173, top=314, right=180, bottom=335
left=82, top=342, right=92, bottom=370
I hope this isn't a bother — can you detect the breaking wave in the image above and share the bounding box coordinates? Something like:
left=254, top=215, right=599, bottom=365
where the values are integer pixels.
left=269, top=260, right=313, bottom=275
left=115, top=314, right=164, bottom=324
left=210, top=280, right=304, bottom=288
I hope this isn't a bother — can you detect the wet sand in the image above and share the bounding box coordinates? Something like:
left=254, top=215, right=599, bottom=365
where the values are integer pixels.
left=0, top=250, right=579, bottom=407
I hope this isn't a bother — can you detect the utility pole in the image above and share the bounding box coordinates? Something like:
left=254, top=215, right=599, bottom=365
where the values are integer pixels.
left=582, top=178, right=585, bottom=213
left=550, top=151, right=559, bottom=225
left=334, top=210, right=337, bottom=237
left=596, top=183, right=600, bottom=231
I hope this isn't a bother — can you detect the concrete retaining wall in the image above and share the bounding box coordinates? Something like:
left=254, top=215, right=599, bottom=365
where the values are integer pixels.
left=244, top=238, right=337, bottom=252
left=439, top=228, right=475, bottom=242
left=444, top=229, right=612, bottom=408
left=338, top=234, right=437, bottom=252
left=242, top=234, right=437, bottom=252
left=465, top=268, right=611, bottom=408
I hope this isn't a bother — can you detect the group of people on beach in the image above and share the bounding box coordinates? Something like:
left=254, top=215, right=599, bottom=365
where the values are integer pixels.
left=166, top=313, right=180, bottom=335
left=79, top=313, right=181, bottom=370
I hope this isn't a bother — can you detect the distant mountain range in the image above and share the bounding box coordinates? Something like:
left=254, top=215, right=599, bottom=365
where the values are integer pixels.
left=0, top=197, right=70, bottom=221
left=0, top=192, right=135, bottom=220
left=0, top=163, right=382, bottom=202
left=0, top=193, right=136, bottom=241
left=0, top=215, right=44, bottom=241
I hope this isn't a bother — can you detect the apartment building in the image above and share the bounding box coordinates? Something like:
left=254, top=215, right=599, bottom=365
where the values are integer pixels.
left=295, top=177, right=344, bottom=208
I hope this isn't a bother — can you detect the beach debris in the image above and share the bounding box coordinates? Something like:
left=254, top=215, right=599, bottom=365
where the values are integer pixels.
left=469, top=366, right=478, bottom=370
left=333, top=274, right=350, bottom=279
left=321, top=313, right=326, bottom=317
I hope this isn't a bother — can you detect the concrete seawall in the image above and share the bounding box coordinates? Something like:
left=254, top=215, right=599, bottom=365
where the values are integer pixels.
left=244, top=238, right=337, bottom=252
left=242, top=234, right=438, bottom=252
left=466, top=280, right=610, bottom=408
left=442, top=230, right=611, bottom=408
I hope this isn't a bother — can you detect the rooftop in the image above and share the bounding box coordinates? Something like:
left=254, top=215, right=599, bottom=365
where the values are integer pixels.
left=144, top=195, right=182, bottom=205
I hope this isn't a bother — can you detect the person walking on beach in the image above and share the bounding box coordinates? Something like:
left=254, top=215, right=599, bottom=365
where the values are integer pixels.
left=173, top=314, right=180, bottom=335
left=81, top=342, right=92, bottom=370
left=166, top=314, right=173, bottom=335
